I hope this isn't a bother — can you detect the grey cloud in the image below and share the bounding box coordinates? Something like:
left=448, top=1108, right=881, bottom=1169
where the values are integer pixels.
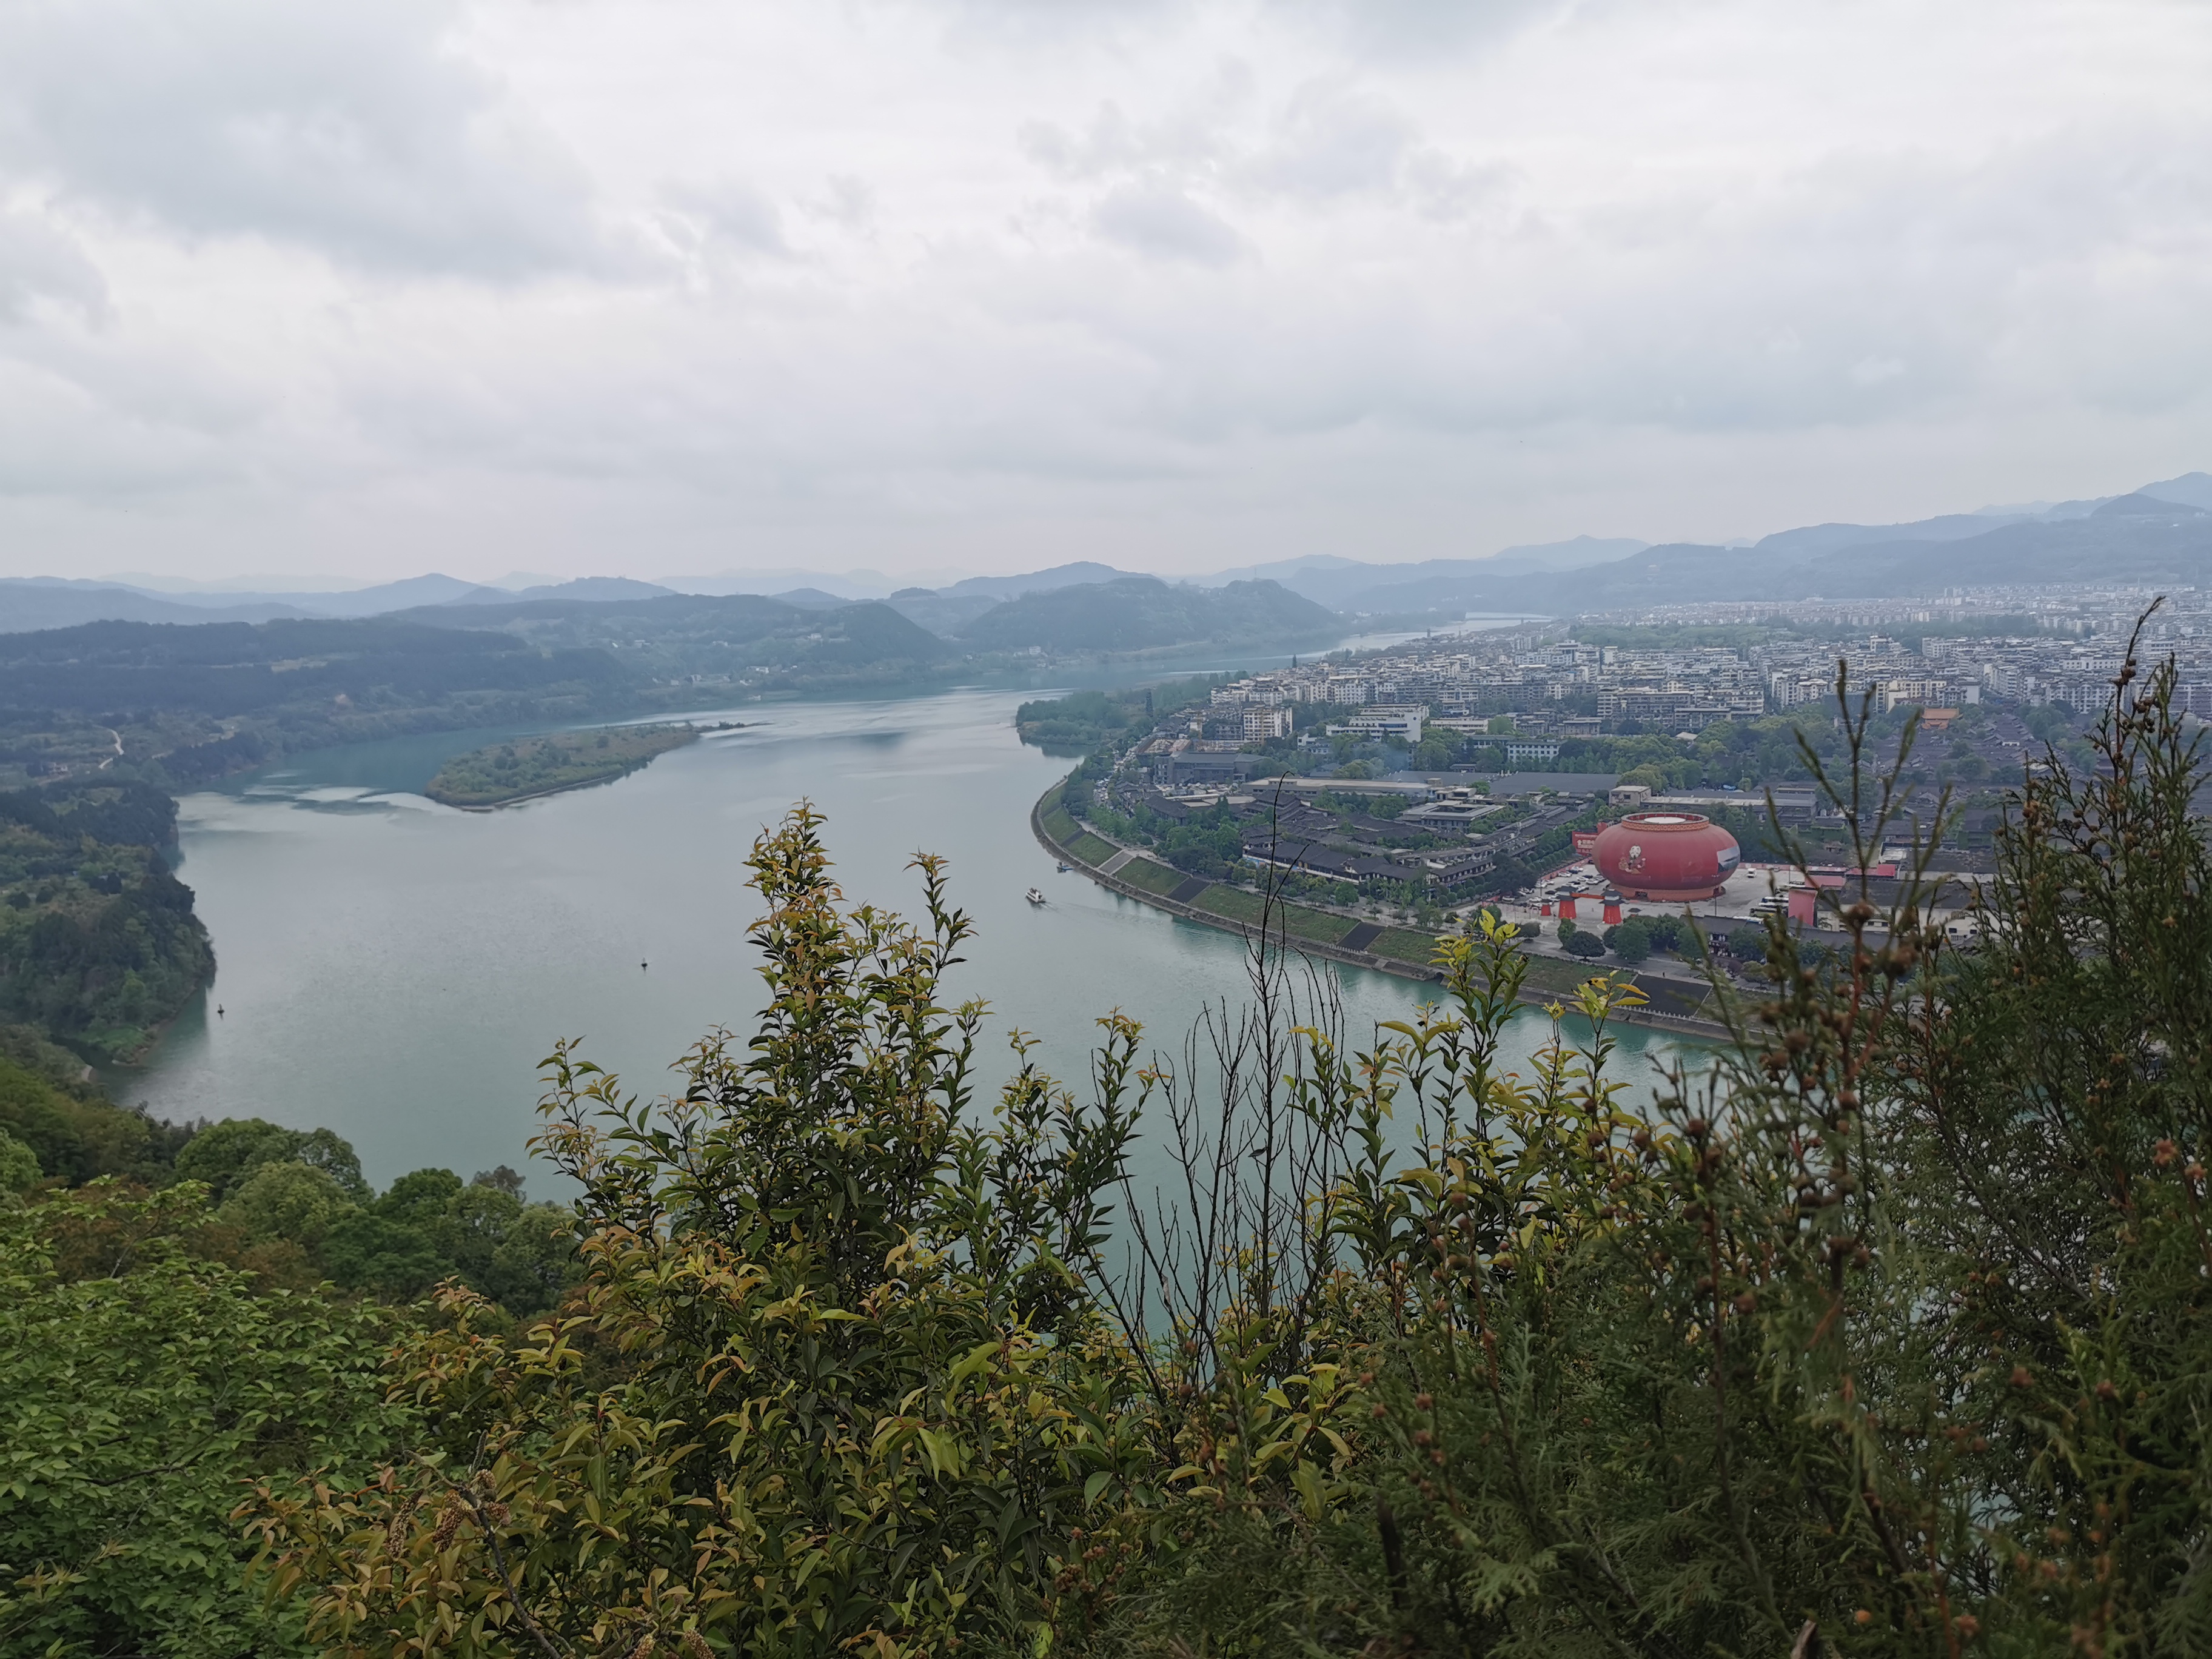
left=0, top=208, right=108, bottom=325
left=1020, top=101, right=1226, bottom=183
left=1239, top=80, right=1412, bottom=199
left=805, top=176, right=879, bottom=233
left=1401, top=149, right=1518, bottom=221
left=1265, top=0, right=1564, bottom=61
left=1091, top=186, right=1246, bottom=265
left=0, top=0, right=2204, bottom=583
left=916, top=0, right=1198, bottom=51
left=660, top=178, right=791, bottom=257
left=0, top=0, right=617, bottom=279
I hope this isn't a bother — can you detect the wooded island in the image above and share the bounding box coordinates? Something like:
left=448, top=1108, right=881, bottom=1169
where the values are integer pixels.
left=423, top=723, right=703, bottom=807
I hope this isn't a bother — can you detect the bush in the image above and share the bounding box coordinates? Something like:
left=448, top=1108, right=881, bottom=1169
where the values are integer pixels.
left=1563, top=929, right=1608, bottom=958
left=1601, top=917, right=1651, bottom=963
left=250, top=810, right=1145, bottom=1658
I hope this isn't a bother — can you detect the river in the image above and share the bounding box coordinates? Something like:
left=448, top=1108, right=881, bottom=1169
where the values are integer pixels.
left=119, top=686, right=1706, bottom=1191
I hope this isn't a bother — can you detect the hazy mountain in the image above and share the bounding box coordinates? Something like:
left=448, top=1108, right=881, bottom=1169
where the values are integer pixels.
left=1188, top=554, right=1368, bottom=588
left=1484, top=535, right=1652, bottom=571
left=0, top=572, right=502, bottom=626
left=11, top=466, right=2204, bottom=638
left=957, top=577, right=1338, bottom=653
left=1798, top=513, right=2212, bottom=596
left=400, top=590, right=951, bottom=669
left=1321, top=508, right=2212, bottom=620
left=2136, top=472, right=2212, bottom=510
left=2093, top=491, right=2210, bottom=520
left=1298, top=469, right=2212, bottom=617
left=942, top=561, right=1144, bottom=600
left=879, top=561, right=1158, bottom=637
left=884, top=590, right=1004, bottom=637
left=1754, top=514, right=2036, bottom=559
left=0, top=581, right=314, bottom=633
left=450, top=576, right=674, bottom=605
left=657, top=568, right=899, bottom=599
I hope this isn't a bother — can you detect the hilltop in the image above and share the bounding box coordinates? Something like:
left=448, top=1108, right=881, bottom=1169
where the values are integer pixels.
left=955, top=576, right=1338, bottom=654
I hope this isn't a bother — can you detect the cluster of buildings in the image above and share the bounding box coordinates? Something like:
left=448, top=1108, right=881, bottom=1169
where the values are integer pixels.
left=1078, top=580, right=2199, bottom=933
left=1181, top=586, right=2212, bottom=757
left=1122, top=774, right=1601, bottom=903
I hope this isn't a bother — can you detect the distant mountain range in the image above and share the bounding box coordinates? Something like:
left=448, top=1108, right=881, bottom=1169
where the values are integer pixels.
left=1287, top=474, right=2212, bottom=619
left=6, top=469, right=2208, bottom=638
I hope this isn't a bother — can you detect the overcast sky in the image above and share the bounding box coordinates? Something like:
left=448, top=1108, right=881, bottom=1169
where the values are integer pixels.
left=1, top=0, right=2208, bottom=588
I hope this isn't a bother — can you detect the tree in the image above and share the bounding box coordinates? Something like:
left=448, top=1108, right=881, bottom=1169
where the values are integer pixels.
left=172, top=1119, right=366, bottom=1204
left=218, top=1160, right=357, bottom=1250
left=318, top=1164, right=576, bottom=1313
left=1601, top=917, right=1651, bottom=963
left=0, top=1182, right=403, bottom=1657
left=0, top=1125, right=36, bottom=1193
left=250, top=809, right=1145, bottom=1658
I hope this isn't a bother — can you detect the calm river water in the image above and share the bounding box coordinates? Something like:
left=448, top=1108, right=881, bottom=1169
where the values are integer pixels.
left=121, top=688, right=1706, bottom=1190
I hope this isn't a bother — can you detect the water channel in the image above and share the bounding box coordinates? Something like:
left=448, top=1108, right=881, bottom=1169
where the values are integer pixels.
left=121, top=686, right=1709, bottom=1191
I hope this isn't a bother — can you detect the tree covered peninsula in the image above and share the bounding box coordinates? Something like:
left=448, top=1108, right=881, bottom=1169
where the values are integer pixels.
left=0, top=779, right=212, bottom=1064
left=424, top=724, right=706, bottom=808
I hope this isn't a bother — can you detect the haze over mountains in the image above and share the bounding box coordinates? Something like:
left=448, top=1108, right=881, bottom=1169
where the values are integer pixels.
left=5, top=471, right=2208, bottom=642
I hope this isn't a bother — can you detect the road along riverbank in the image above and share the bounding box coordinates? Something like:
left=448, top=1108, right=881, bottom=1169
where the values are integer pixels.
left=1031, top=780, right=1732, bottom=1042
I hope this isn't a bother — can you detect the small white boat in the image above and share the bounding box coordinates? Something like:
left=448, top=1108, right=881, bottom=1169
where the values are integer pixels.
left=1025, top=887, right=1047, bottom=905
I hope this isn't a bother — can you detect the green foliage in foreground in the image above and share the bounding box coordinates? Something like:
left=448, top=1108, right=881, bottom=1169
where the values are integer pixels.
left=423, top=725, right=699, bottom=808
left=21, top=627, right=2210, bottom=1658
left=0, top=1184, right=406, bottom=1658
left=0, top=1142, right=575, bottom=1652
left=252, top=812, right=1150, bottom=1657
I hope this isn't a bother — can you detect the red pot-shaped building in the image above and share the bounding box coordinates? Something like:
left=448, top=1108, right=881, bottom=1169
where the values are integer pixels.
left=1591, top=812, right=1740, bottom=901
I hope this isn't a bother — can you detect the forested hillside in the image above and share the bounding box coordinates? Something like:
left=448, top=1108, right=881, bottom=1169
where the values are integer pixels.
left=0, top=616, right=632, bottom=789
left=0, top=779, right=212, bottom=1062
left=962, top=576, right=1338, bottom=653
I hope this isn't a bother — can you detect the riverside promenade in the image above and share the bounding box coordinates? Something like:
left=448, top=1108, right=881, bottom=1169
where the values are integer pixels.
left=1030, top=783, right=1731, bottom=1042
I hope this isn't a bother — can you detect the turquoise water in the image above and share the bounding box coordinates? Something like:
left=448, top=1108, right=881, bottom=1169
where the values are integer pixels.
left=122, top=688, right=1706, bottom=1190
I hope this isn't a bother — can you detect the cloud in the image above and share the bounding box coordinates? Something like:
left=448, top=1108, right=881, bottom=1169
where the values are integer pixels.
left=1264, top=0, right=1565, bottom=61
left=1091, top=185, right=1247, bottom=265
left=0, top=0, right=2208, bottom=580
left=0, top=207, right=108, bottom=325
left=660, top=178, right=791, bottom=258
left=0, top=0, right=615, bottom=279
left=1239, top=80, right=1413, bottom=200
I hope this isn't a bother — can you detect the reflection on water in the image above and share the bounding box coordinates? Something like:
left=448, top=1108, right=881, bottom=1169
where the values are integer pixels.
left=124, top=688, right=1709, bottom=1190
